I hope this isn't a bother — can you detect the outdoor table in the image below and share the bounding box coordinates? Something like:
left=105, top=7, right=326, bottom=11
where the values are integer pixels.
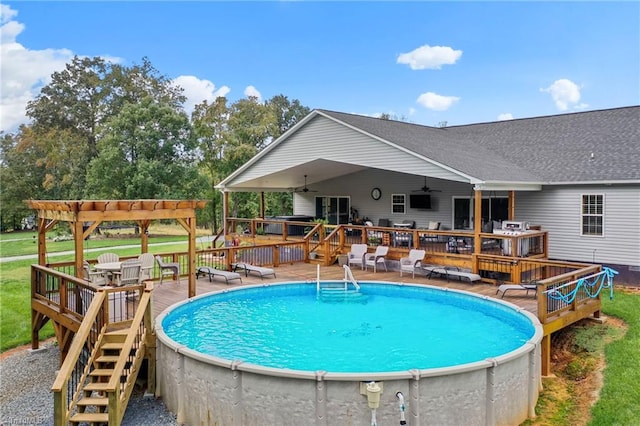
left=94, top=261, right=122, bottom=285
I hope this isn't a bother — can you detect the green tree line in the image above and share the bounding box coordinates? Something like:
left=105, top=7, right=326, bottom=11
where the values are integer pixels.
left=0, top=56, right=311, bottom=232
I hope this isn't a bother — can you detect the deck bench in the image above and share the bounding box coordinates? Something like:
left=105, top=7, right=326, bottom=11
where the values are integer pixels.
left=196, top=266, right=242, bottom=284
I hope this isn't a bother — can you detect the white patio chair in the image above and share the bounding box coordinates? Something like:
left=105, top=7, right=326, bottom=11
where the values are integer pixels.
left=112, top=260, right=142, bottom=287
left=137, top=253, right=155, bottom=282
left=399, top=249, right=426, bottom=278
left=82, top=261, right=109, bottom=287
left=347, top=244, right=368, bottom=270
left=364, top=246, right=389, bottom=272
left=97, top=252, right=119, bottom=264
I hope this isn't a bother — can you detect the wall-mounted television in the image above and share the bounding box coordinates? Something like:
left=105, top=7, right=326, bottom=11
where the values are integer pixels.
left=409, top=194, right=431, bottom=209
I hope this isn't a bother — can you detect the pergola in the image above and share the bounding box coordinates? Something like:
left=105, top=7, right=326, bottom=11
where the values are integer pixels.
left=27, top=199, right=208, bottom=297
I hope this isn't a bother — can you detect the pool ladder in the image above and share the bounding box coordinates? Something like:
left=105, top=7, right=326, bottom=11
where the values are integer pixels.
left=317, top=265, right=364, bottom=302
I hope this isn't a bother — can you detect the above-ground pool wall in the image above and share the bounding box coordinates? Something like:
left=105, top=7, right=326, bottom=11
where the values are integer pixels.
left=156, top=339, right=541, bottom=426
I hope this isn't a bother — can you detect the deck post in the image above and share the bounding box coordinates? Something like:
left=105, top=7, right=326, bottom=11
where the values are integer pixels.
left=541, top=334, right=551, bottom=376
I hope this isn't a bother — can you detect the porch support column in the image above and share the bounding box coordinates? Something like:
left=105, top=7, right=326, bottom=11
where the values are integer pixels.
left=139, top=220, right=151, bottom=253
left=73, top=219, right=84, bottom=278
left=509, top=191, right=516, bottom=220
left=223, top=191, right=229, bottom=237
left=260, top=192, right=265, bottom=219
left=473, top=189, right=482, bottom=274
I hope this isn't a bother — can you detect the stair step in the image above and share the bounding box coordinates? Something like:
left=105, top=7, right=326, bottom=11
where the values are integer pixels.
left=69, top=412, right=108, bottom=424
left=84, top=382, right=111, bottom=392
left=101, top=342, right=124, bottom=351
left=90, top=368, right=115, bottom=377
left=77, top=396, right=108, bottom=406
left=95, top=355, right=119, bottom=363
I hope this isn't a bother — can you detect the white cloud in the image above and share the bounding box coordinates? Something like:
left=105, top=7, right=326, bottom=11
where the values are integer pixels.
left=244, top=85, right=262, bottom=101
left=540, top=79, right=583, bottom=111
left=0, top=5, right=74, bottom=133
left=497, top=113, right=514, bottom=121
left=397, top=44, right=462, bottom=70
left=172, top=75, right=230, bottom=116
left=416, top=92, right=460, bottom=111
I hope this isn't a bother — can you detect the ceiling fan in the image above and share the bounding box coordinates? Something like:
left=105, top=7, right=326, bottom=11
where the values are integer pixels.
left=294, top=175, right=318, bottom=193
left=412, top=177, right=442, bottom=193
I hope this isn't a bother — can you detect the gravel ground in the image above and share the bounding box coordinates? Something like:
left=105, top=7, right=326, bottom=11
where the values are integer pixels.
left=0, top=341, right=177, bottom=425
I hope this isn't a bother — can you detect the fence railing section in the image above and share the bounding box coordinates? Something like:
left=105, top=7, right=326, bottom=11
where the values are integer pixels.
left=535, top=264, right=604, bottom=324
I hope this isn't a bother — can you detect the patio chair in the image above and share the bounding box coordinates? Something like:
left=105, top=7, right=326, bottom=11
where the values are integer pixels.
left=399, top=249, right=426, bottom=278
left=97, top=252, right=119, bottom=264
left=156, top=255, right=180, bottom=285
left=364, top=245, right=388, bottom=272
left=112, top=260, right=142, bottom=287
left=347, top=244, right=368, bottom=270
left=137, top=253, right=155, bottom=282
left=82, top=261, right=109, bottom=287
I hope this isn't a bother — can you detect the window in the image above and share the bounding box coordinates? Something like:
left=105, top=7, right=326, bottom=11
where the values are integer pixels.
left=581, top=194, right=603, bottom=236
left=391, top=194, right=406, bottom=214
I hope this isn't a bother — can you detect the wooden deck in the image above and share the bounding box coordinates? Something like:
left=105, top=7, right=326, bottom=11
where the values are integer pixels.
left=151, top=262, right=538, bottom=318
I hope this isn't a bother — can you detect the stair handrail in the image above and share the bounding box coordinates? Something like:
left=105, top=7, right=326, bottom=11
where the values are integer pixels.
left=105, top=282, right=154, bottom=425
left=343, top=265, right=360, bottom=290
left=52, top=288, right=107, bottom=426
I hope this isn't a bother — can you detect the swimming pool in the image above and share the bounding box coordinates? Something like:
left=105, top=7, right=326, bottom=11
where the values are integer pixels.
left=156, top=281, right=543, bottom=425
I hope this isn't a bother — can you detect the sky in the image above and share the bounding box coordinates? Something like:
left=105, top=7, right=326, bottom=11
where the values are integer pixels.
left=1, top=1, right=639, bottom=133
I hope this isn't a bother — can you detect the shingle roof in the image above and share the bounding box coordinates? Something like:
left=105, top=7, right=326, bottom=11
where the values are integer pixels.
left=318, top=106, right=640, bottom=183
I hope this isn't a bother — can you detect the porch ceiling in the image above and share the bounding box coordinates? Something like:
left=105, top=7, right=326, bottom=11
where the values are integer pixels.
left=218, top=159, right=369, bottom=192
left=218, top=158, right=542, bottom=193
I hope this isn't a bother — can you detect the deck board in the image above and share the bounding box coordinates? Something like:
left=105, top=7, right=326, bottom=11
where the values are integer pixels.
left=151, top=262, right=538, bottom=317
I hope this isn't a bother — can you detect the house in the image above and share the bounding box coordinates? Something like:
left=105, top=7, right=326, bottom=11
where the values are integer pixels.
left=217, top=106, right=640, bottom=283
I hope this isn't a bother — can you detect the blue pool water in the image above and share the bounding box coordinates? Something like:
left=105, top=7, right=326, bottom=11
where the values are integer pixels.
left=161, top=283, right=535, bottom=373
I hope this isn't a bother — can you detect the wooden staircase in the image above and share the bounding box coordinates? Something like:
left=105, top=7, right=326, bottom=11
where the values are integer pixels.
left=53, top=284, right=155, bottom=426
left=69, top=329, right=131, bottom=425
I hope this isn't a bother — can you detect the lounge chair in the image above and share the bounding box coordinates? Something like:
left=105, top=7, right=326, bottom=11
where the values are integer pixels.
left=364, top=246, right=388, bottom=272
left=399, top=249, right=426, bottom=278
left=196, top=266, right=242, bottom=284
left=496, top=281, right=539, bottom=298
left=234, top=263, right=276, bottom=279
left=347, top=244, right=368, bottom=270
left=423, top=265, right=482, bottom=283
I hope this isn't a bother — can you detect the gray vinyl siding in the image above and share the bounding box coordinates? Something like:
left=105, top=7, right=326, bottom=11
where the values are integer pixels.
left=232, top=116, right=469, bottom=185
left=515, top=185, right=640, bottom=267
left=293, top=169, right=479, bottom=230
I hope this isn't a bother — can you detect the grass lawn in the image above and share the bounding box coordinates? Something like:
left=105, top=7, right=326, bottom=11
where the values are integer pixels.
left=0, top=225, right=209, bottom=351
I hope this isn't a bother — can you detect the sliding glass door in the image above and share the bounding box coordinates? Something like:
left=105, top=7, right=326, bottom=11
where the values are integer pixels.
left=315, top=196, right=350, bottom=225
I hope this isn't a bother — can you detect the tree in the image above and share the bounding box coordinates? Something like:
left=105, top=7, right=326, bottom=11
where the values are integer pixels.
left=24, top=56, right=187, bottom=200
left=266, top=94, right=311, bottom=139
left=85, top=97, right=206, bottom=199
left=223, top=97, right=277, bottom=218
left=192, top=97, right=229, bottom=232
